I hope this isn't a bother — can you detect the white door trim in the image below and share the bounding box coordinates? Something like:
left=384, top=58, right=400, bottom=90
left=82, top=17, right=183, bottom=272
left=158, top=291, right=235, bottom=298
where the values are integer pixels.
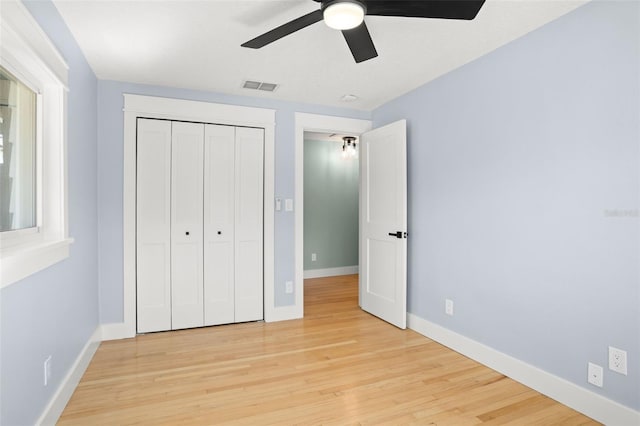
left=294, top=113, right=372, bottom=318
left=121, top=94, right=276, bottom=338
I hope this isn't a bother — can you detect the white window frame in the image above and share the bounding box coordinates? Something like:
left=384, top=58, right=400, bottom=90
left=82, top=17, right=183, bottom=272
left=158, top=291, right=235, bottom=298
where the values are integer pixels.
left=0, top=0, right=72, bottom=288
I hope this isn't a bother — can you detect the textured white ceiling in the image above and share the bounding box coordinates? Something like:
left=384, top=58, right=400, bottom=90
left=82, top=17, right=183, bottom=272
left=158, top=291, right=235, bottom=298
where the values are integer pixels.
left=53, top=0, right=588, bottom=110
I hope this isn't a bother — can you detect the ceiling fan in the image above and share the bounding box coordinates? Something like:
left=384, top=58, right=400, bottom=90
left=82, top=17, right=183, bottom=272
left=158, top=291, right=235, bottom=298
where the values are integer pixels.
left=241, top=0, right=486, bottom=63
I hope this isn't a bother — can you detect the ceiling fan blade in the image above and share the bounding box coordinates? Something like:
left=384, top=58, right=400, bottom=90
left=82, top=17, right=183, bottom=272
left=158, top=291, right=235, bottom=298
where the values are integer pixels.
left=365, top=0, right=486, bottom=20
left=242, top=9, right=324, bottom=49
left=342, top=22, right=378, bottom=63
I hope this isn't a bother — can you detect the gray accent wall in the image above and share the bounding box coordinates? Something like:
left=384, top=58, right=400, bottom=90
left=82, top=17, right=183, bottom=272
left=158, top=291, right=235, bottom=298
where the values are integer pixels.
left=303, top=138, right=359, bottom=271
left=0, top=1, right=99, bottom=424
left=372, top=0, right=639, bottom=410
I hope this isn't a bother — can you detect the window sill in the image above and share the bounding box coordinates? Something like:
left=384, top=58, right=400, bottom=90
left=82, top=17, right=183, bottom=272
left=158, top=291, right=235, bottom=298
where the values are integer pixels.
left=0, top=237, right=74, bottom=289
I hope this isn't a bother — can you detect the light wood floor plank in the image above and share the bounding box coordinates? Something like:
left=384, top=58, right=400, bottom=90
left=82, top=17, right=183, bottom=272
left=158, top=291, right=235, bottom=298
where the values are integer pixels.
left=59, top=275, right=599, bottom=425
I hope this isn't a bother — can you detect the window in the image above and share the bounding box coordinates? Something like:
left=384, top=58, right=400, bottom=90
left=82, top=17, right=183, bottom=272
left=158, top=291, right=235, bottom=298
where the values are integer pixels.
left=0, top=65, right=37, bottom=233
left=0, top=0, right=72, bottom=288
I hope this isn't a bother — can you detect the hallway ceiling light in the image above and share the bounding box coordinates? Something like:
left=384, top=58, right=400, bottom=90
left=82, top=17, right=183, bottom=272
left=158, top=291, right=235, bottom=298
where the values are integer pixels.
left=342, top=136, right=357, bottom=159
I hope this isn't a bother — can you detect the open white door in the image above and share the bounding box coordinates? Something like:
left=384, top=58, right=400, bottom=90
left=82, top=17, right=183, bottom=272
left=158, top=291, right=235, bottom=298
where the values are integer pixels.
left=360, top=119, right=407, bottom=329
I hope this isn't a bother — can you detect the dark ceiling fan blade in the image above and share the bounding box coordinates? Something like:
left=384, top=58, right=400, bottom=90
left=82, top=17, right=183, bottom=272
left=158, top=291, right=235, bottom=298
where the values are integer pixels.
left=241, top=9, right=324, bottom=48
left=342, top=22, right=378, bottom=63
left=365, top=0, right=486, bottom=20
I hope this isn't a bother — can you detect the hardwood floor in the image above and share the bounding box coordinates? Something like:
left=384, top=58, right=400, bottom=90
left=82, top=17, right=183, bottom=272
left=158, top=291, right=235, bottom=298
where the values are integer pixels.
left=59, top=275, right=598, bottom=425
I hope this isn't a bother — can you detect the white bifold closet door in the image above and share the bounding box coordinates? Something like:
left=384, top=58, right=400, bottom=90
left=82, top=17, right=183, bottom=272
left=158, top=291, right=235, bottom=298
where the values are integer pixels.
left=204, top=125, right=264, bottom=325
left=171, top=122, right=205, bottom=330
left=136, top=119, right=172, bottom=333
left=203, top=124, right=235, bottom=325
left=137, top=119, right=264, bottom=333
left=232, top=127, right=264, bottom=322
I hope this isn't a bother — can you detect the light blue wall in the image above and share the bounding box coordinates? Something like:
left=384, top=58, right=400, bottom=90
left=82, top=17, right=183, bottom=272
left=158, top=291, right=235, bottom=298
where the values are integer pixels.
left=303, top=138, right=359, bottom=270
left=3, top=0, right=637, bottom=422
left=0, top=1, right=99, bottom=425
left=373, top=0, right=639, bottom=410
left=97, top=82, right=370, bottom=321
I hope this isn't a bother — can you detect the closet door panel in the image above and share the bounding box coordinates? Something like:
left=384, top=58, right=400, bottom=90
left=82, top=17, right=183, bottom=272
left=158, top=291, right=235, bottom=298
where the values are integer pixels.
left=171, top=121, right=205, bottom=330
left=204, top=124, right=235, bottom=326
left=234, top=127, right=264, bottom=322
left=136, top=118, right=172, bottom=333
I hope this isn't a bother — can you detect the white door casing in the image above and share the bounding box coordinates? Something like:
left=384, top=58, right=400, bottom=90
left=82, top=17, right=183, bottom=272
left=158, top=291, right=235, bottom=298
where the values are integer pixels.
left=171, top=121, right=205, bottom=330
left=136, top=118, right=172, bottom=333
left=360, top=120, right=407, bottom=329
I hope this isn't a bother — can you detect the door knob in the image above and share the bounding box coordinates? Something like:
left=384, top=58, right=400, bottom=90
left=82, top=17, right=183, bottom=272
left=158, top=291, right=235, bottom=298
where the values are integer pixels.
left=388, top=231, right=407, bottom=239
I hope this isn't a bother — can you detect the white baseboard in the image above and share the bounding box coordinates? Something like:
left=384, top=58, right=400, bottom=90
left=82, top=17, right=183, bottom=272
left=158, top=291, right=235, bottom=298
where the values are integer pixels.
left=265, top=304, right=303, bottom=322
left=407, top=314, right=640, bottom=426
left=100, top=322, right=135, bottom=341
left=101, top=307, right=302, bottom=336
left=303, top=265, right=358, bottom=279
left=36, top=326, right=102, bottom=426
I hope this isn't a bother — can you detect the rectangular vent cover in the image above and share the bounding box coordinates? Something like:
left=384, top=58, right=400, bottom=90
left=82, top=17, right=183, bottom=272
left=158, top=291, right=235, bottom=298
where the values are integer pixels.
left=243, top=80, right=278, bottom=92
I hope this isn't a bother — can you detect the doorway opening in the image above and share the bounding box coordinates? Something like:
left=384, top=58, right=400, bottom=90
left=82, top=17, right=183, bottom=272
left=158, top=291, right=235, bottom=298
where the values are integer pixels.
left=302, top=132, right=360, bottom=304
left=294, top=113, right=372, bottom=318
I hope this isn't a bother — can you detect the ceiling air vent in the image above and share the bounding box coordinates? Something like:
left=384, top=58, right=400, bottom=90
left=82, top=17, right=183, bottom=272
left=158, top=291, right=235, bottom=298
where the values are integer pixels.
left=242, top=80, right=278, bottom=92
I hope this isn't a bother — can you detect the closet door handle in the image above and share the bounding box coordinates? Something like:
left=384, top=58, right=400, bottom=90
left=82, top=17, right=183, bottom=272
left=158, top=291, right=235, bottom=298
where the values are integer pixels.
left=217, top=231, right=222, bottom=235
left=185, top=231, right=190, bottom=236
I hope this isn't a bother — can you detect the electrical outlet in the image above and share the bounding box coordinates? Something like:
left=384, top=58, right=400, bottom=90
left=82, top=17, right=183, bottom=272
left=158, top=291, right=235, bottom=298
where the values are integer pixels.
left=609, top=346, right=628, bottom=375
left=285, top=281, right=293, bottom=294
left=588, top=362, right=603, bottom=387
left=445, top=299, right=454, bottom=316
left=311, top=253, right=317, bottom=262
left=44, top=356, right=52, bottom=386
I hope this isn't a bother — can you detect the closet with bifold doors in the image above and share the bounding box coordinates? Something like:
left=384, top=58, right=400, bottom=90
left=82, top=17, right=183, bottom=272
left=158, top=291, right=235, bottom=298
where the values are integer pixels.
left=136, top=118, right=264, bottom=333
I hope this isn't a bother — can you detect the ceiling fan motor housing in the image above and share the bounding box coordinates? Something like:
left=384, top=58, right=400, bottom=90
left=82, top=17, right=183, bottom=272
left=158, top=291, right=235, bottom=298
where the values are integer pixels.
left=321, top=0, right=368, bottom=30
left=319, top=0, right=367, bottom=14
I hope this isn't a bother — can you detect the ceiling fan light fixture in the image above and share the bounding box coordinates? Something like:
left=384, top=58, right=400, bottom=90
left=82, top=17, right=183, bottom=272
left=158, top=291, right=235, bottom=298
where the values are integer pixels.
left=323, top=1, right=365, bottom=30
